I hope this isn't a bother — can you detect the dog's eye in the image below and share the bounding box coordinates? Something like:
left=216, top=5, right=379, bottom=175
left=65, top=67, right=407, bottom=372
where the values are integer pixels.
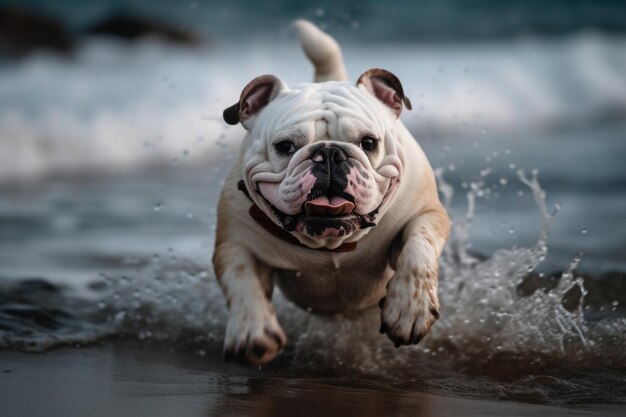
left=274, top=140, right=296, bottom=155
left=360, top=136, right=377, bottom=152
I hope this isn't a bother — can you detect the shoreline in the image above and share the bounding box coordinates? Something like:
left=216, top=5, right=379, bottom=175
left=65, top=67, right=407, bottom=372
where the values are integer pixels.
left=1, top=343, right=624, bottom=417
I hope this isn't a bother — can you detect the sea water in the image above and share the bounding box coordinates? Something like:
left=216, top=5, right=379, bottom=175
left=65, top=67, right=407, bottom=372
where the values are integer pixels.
left=1, top=34, right=625, bottom=405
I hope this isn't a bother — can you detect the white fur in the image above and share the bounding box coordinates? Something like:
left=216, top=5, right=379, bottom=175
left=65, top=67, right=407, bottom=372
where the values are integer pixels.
left=213, top=21, right=450, bottom=364
left=293, top=20, right=348, bottom=82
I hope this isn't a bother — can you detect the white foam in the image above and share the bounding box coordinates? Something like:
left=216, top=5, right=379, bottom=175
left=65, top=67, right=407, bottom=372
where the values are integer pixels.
left=1, top=34, right=626, bottom=184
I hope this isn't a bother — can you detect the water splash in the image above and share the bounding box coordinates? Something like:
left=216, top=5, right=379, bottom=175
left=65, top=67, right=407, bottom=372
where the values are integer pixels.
left=1, top=170, right=625, bottom=403
left=431, top=169, right=592, bottom=359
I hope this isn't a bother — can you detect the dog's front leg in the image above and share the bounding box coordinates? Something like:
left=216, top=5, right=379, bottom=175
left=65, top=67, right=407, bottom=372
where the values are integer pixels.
left=213, top=243, right=286, bottom=365
left=380, top=207, right=450, bottom=346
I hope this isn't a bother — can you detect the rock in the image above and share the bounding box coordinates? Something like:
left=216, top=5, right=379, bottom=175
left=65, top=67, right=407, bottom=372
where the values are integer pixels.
left=85, top=14, right=202, bottom=45
left=0, top=7, right=75, bottom=56
left=517, top=270, right=626, bottom=314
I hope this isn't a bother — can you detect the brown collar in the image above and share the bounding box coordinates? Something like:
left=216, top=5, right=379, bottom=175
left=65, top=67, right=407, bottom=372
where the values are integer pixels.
left=238, top=180, right=357, bottom=253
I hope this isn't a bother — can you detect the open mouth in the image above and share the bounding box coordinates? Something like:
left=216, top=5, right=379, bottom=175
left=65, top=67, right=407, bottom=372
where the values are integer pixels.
left=254, top=185, right=380, bottom=236
left=303, top=195, right=356, bottom=217
left=300, top=194, right=358, bottom=237
left=252, top=174, right=398, bottom=240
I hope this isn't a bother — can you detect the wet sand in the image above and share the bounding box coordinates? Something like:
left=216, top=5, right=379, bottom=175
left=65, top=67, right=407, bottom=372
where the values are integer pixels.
left=1, top=343, right=623, bottom=417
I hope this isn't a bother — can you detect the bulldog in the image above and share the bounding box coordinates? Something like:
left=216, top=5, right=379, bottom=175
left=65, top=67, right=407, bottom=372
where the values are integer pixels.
left=213, top=20, right=450, bottom=365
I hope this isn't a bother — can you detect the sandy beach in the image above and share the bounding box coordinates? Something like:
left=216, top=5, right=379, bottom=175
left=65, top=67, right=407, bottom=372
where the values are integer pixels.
left=1, top=343, right=623, bottom=417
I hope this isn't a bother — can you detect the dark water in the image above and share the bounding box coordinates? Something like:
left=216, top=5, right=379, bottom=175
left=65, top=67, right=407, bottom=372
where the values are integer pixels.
left=2, top=345, right=625, bottom=417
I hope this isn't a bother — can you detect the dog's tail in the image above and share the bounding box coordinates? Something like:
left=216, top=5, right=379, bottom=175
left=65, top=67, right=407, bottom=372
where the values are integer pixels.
left=293, top=19, right=348, bottom=82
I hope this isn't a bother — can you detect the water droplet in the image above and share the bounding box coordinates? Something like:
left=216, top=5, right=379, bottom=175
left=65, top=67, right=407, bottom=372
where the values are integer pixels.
left=499, top=177, right=508, bottom=185
left=182, top=149, right=189, bottom=157
left=153, top=203, right=164, bottom=212
left=581, top=228, right=588, bottom=234
left=508, top=227, right=515, bottom=234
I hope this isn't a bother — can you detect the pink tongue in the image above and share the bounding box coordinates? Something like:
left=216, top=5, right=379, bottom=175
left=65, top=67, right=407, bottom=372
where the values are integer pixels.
left=304, top=196, right=355, bottom=216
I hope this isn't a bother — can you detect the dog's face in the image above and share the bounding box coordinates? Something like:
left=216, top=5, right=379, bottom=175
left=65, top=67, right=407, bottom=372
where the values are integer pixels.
left=224, top=69, right=412, bottom=249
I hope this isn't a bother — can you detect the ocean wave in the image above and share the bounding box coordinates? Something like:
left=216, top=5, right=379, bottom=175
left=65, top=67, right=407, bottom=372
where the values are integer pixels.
left=1, top=33, right=626, bottom=184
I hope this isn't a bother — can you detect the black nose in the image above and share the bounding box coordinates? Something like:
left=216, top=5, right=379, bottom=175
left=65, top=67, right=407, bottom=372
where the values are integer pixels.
left=311, top=146, right=347, bottom=164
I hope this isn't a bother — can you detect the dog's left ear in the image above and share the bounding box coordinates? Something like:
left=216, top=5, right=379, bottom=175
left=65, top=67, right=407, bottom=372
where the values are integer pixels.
left=223, top=74, right=288, bottom=130
left=356, top=68, right=412, bottom=118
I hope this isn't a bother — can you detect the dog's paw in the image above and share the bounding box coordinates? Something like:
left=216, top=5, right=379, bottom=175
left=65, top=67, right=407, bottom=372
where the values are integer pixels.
left=223, top=304, right=287, bottom=365
left=379, top=267, right=439, bottom=347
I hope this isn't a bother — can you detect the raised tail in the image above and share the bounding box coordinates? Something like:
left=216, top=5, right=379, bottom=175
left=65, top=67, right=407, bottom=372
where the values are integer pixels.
left=293, top=19, right=348, bottom=82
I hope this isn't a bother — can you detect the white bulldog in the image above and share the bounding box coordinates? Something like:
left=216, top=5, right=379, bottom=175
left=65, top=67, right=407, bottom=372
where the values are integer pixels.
left=213, top=20, right=450, bottom=365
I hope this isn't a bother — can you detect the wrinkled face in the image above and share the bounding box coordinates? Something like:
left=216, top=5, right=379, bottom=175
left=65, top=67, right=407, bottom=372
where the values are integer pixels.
left=242, top=82, right=404, bottom=249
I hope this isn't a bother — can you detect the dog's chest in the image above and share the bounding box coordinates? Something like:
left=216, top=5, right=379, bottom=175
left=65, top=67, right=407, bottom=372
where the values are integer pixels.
left=272, top=254, right=392, bottom=312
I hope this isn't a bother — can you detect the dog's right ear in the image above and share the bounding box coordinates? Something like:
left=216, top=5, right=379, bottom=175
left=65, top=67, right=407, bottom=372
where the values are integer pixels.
left=223, top=75, right=288, bottom=130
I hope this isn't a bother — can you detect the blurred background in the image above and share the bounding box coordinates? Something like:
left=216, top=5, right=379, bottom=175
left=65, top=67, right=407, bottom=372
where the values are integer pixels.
left=1, top=0, right=626, bottom=336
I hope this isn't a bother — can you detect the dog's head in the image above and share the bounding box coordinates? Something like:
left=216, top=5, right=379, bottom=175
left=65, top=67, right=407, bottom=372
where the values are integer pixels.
left=223, top=69, right=412, bottom=250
